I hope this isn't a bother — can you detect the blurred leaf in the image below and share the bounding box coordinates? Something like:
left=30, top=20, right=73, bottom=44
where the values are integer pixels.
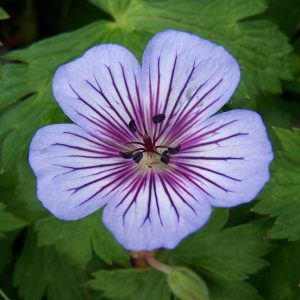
left=0, top=0, right=293, bottom=171
left=89, top=0, right=134, bottom=18
left=267, top=0, right=300, bottom=37
left=254, top=241, right=300, bottom=300
left=257, top=95, right=300, bottom=150
left=209, top=280, right=263, bottom=300
left=35, top=212, right=129, bottom=267
left=171, top=220, right=272, bottom=281
left=0, top=7, right=9, bottom=20
left=0, top=233, right=16, bottom=274
left=0, top=202, right=27, bottom=238
left=14, top=230, right=87, bottom=300
left=0, top=288, right=11, bottom=300
left=88, top=268, right=171, bottom=300
left=0, top=6, right=9, bottom=45
left=254, top=128, right=300, bottom=241
left=14, top=162, right=45, bottom=220
left=167, top=267, right=209, bottom=300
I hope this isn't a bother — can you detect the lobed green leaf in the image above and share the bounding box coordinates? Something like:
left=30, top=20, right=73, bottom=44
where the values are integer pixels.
left=88, top=268, right=171, bottom=300
left=14, top=230, right=88, bottom=300
left=35, top=211, right=129, bottom=267
left=254, top=128, right=300, bottom=241
left=170, top=216, right=272, bottom=281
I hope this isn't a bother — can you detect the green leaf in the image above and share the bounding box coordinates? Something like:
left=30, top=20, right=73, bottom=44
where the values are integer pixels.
left=209, top=280, right=263, bottom=300
left=89, top=0, right=134, bottom=19
left=88, top=268, right=171, bottom=300
left=171, top=220, right=272, bottom=281
left=0, top=289, right=11, bottom=300
left=0, top=202, right=27, bottom=237
left=254, top=128, right=300, bottom=241
left=35, top=212, right=129, bottom=266
left=0, top=0, right=293, bottom=171
left=0, top=232, right=17, bottom=274
left=267, top=0, right=300, bottom=37
left=14, top=162, right=46, bottom=220
left=0, top=7, right=9, bottom=45
left=167, top=267, right=209, bottom=300
left=14, top=230, right=87, bottom=300
left=254, top=241, right=300, bottom=300
left=0, top=7, right=9, bottom=20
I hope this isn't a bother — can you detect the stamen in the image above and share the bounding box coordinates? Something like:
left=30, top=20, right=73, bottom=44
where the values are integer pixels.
left=128, top=120, right=137, bottom=133
left=160, top=150, right=170, bottom=165
left=133, top=151, right=143, bottom=163
left=160, top=156, right=170, bottom=165
left=152, top=113, right=166, bottom=124
left=162, top=150, right=170, bottom=158
left=119, top=151, right=133, bottom=159
left=168, top=145, right=181, bottom=154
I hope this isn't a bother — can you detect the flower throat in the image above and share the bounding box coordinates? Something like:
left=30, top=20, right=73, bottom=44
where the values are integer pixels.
left=119, top=113, right=181, bottom=165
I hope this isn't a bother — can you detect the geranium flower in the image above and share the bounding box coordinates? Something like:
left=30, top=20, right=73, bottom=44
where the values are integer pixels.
left=29, top=30, right=273, bottom=250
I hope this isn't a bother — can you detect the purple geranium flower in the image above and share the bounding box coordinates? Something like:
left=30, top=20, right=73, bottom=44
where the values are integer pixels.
left=29, top=30, right=273, bottom=251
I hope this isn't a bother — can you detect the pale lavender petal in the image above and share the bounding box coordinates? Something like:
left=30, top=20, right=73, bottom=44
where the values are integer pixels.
left=53, top=44, right=144, bottom=141
left=29, top=124, right=134, bottom=220
left=102, top=172, right=212, bottom=251
left=29, top=30, right=273, bottom=252
left=141, top=30, right=240, bottom=142
left=172, top=110, right=273, bottom=207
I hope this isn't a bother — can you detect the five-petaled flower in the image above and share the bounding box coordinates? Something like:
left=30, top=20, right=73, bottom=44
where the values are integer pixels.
left=29, top=30, right=273, bottom=250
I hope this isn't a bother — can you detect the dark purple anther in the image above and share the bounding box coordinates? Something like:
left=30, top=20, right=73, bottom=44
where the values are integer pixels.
left=160, top=156, right=170, bottom=165
left=168, top=145, right=181, bottom=154
left=128, top=120, right=137, bottom=133
left=120, top=151, right=133, bottom=159
left=162, top=150, right=170, bottom=158
left=152, top=113, right=166, bottom=124
left=133, top=151, right=143, bottom=163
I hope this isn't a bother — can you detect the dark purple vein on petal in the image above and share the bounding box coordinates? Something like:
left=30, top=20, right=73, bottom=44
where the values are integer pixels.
left=106, top=65, right=136, bottom=123
left=142, top=172, right=153, bottom=226
left=153, top=173, right=163, bottom=226
left=163, top=55, right=177, bottom=111
left=183, top=132, right=249, bottom=150
left=75, top=108, right=131, bottom=142
left=77, top=167, right=135, bottom=206
left=177, top=78, right=223, bottom=125
left=158, top=60, right=197, bottom=138
left=180, top=119, right=238, bottom=147
left=164, top=176, right=197, bottom=215
left=85, top=78, right=130, bottom=130
left=52, top=143, right=115, bottom=157
left=158, top=173, right=180, bottom=222
left=69, top=167, right=129, bottom=194
left=171, top=167, right=214, bottom=198
left=63, top=131, right=118, bottom=152
left=175, top=162, right=241, bottom=181
left=179, top=164, right=233, bottom=193
left=118, top=64, right=144, bottom=132
left=134, top=74, right=148, bottom=135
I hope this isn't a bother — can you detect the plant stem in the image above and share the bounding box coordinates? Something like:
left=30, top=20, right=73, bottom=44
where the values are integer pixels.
left=145, top=254, right=171, bottom=274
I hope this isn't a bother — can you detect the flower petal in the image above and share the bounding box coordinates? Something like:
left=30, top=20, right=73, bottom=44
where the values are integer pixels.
left=172, top=110, right=273, bottom=207
left=53, top=44, right=144, bottom=141
left=141, top=30, right=240, bottom=140
left=29, top=124, right=134, bottom=220
left=102, top=172, right=212, bottom=251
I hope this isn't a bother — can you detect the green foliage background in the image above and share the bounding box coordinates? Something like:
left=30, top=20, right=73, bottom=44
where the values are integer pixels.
left=0, top=0, right=300, bottom=299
